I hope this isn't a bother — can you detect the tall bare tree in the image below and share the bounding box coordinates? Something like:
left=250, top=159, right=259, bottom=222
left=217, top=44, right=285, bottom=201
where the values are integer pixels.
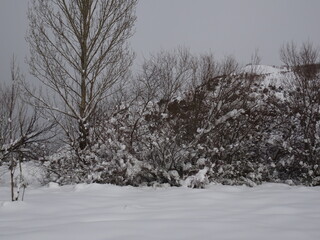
left=26, top=0, right=138, bottom=150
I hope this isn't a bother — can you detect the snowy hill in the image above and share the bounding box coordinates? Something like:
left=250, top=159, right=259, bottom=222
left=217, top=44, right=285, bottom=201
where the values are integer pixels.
left=243, top=64, right=292, bottom=87
left=243, top=64, right=285, bottom=75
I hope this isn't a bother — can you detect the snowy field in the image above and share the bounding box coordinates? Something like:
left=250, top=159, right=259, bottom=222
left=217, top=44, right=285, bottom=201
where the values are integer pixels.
left=1, top=183, right=320, bottom=240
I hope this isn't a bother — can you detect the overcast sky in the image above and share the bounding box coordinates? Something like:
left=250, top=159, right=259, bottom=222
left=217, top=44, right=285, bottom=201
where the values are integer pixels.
left=1, top=0, right=320, bottom=82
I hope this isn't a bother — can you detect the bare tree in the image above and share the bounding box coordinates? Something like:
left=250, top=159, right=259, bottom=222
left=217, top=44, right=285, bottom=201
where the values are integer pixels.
left=25, top=0, right=138, bottom=150
left=0, top=58, right=54, bottom=201
left=280, top=41, right=319, bottom=79
left=280, top=41, right=320, bottom=167
left=137, top=48, right=195, bottom=106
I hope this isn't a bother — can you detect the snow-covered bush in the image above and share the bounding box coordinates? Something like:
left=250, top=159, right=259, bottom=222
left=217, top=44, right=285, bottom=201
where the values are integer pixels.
left=44, top=48, right=320, bottom=187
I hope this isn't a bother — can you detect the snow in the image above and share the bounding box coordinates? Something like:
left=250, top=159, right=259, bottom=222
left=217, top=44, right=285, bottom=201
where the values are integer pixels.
left=183, top=167, right=209, bottom=188
left=1, top=183, right=320, bottom=240
left=243, top=64, right=285, bottom=75
left=0, top=162, right=46, bottom=187
left=243, top=64, right=293, bottom=88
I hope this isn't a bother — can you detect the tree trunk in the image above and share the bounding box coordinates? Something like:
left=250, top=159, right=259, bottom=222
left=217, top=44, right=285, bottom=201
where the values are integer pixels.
left=10, top=157, right=15, bottom=201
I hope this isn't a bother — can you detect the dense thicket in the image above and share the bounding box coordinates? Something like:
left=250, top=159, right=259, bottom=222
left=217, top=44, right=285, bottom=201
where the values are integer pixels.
left=45, top=47, right=320, bottom=187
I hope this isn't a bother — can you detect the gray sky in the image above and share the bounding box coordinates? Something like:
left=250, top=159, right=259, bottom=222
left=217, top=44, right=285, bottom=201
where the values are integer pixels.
left=1, top=0, right=320, bottom=82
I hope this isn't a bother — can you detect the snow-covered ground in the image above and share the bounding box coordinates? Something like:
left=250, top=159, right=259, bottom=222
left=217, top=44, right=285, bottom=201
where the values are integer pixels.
left=1, top=183, right=320, bottom=240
